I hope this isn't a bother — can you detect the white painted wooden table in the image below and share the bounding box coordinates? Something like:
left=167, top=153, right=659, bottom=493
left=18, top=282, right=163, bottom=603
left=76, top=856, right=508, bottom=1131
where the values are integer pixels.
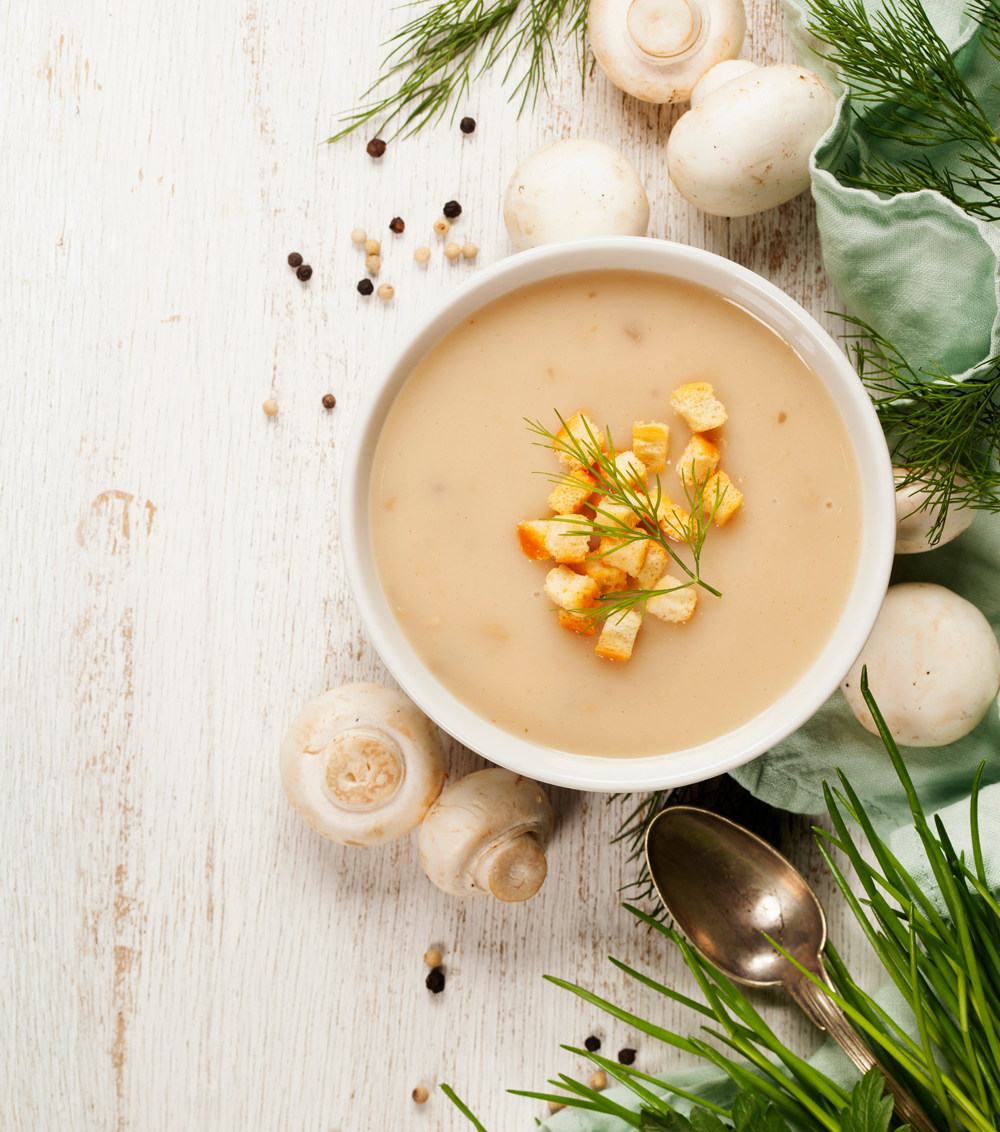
left=4, top=3, right=878, bottom=1129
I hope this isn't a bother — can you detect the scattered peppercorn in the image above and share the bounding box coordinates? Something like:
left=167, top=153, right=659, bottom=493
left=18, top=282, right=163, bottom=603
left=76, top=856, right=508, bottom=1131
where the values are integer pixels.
left=377, top=283, right=394, bottom=301
left=590, top=1071, right=608, bottom=1091
left=584, top=1036, right=601, bottom=1053
left=618, top=1048, right=636, bottom=1065
left=423, top=948, right=442, bottom=967
left=262, top=399, right=279, bottom=417
left=433, top=218, right=451, bottom=237
left=296, top=264, right=313, bottom=281
left=461, top=242, right=478, bottom=260
left=547, top=1102, right=566, bottom=1114
left=357, top=279, right=374, bottom=296
left=389, top=217, right=405, bottom=234
left=322, top=394, right=336, bottom=410
left=414, top=246, right=431, bottom=264
left=364, top=238, right=381, bottom=256
left=287, top=252, right=303, bottom=267
left=443, top=200, right=462, bottom=219
left=367, top=137, right=387, bottom=158
left=460, top=117, right=476, bottom=134
left=443, top=242, right=461, bottom=261
left=350, top=228, right=367, bottom=245
left=365, top=254, right=381, bottom=273
left=412, top=1086, right=429, bottom=1105
left=425, top=967, right=445, bottom=993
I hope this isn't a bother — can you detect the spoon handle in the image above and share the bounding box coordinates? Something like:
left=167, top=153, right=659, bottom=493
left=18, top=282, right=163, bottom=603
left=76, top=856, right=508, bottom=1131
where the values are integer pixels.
left=788, top=974, right=938, bottom=1132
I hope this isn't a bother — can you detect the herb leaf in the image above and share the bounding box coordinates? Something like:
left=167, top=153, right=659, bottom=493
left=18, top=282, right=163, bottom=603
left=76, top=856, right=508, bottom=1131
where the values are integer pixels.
left=841, top=316, right=1000, bottom=543
left=327, top=0, right=590, bottom=142
left=840, top=1070, right=894, bottom=1132
left=807, top=0, right=1000, bottom=219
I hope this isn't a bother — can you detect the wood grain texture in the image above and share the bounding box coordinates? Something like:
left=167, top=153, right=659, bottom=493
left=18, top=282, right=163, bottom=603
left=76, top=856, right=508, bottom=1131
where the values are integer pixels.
left=2, top=2, right=876, bottom=1129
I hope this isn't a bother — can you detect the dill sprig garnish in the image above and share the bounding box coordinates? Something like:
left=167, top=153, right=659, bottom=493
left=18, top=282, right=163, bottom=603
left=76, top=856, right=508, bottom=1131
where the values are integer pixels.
left=808, top=0, right=1000, bottom=219
left=326, top=0, right=589, bottom=143
left=841, top=316, right=1000, bottom=544
left=526, top=413, right=725, bottom=627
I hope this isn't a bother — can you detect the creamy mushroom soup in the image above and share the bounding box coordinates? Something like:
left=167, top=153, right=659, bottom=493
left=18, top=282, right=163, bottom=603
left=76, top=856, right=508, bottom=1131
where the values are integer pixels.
left=370, top=271, right=862, bottom=757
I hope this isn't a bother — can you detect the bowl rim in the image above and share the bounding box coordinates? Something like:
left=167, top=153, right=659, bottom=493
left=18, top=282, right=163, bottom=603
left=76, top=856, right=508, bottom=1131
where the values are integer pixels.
left=340, top=237, right=895, bottom=792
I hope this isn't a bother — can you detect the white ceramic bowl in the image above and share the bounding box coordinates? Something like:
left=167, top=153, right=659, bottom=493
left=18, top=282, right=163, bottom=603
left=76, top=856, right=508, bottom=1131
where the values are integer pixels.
left=341, top=238, right=895, bottom=792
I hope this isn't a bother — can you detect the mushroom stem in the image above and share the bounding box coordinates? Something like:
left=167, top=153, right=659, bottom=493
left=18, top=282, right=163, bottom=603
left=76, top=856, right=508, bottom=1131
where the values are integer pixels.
left=474, top=833, right=548, bottom=902
left=323, top=728, right=403, bottom=809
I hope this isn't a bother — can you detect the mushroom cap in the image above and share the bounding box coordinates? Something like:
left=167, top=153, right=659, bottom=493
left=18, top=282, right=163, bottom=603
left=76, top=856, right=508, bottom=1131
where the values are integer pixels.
left=894, top=469, right=975, bottom=554
left=841, top=583, right=1000, bottom=747
left=690, top=58, right=757, bottom=108
left=418, top=768, right=553, bottom=900
left=280, top=683, right=446, bottom=846
left=666, top=64, right=837, bottom=217
left=503, top=139, right=650, bottom=251
left=589, top=0, right=746, bottom=103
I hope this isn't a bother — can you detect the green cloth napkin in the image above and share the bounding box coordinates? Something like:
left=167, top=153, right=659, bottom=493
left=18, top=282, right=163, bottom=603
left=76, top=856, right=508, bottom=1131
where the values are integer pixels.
left=780, top=0, right=1000, bottom=380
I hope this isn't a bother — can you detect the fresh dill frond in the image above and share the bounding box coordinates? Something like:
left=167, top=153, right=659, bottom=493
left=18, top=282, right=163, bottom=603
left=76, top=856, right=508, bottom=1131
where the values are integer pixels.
left=326, top=0, right=590, bottom=143
left=841, top=316, right=1000, bottom=543
left=526, top=412, right=725, bottom=629
left=808, top=0, right=1000, bottom=219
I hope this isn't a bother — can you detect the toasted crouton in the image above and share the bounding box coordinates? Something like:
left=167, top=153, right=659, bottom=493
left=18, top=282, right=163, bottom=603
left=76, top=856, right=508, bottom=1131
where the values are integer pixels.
left=545, top=515, right=591, bottom=563
left=592, top=497, right=641, bottom=531
left=646, top=576, right=698, bottom=623
left=676, top=434, right=720, bottom=489
left=656, top=498, right=690, bottom=542
left=636, top=542, right=670, bottom=590
left=547, top=467, right=597, bottom=514
left=558, top=610, right=598, bottom=636
left=614, top=450, right=647, bottom=487
left=598, top=535, right=648, bottom=578
left=633, top=421, right=669, bottom=474
left=595, top=609, right=643, bottom=662
left=703, top=471, right=743, bottom=525
left=544, top=565, right=600, bottom=611
left=575, top=558, right=628, bottom=593
left=517, top=519, right=551, bottom=560
left=554, top=412, right=605, bottom=467
left=671, top=382, right=727, bottom=432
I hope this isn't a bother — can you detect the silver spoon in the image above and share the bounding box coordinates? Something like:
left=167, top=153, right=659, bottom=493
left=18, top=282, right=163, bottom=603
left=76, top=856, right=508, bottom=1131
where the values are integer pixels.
left=645, top=805, right=936, bottom=1132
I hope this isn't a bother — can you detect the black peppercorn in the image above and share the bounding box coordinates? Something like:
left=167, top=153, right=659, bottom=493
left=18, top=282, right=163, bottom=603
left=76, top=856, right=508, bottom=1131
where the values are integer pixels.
left=367, top=137, right=387, bottom=158
left=460, top=117, right=476, bottom=134
left=322, top=394, right=336, bottom=410
left=287, top=252, right=303, bottom=267
left=357, top=279, right=374, bottom=296
left=443, top=200, right=462, bottom=219
left=389, top=217, right=405, bottom=234
left=617, top=1048, right=636, bottom=1065
left=425, top=967, right=445, bottom=994
left=296, top=264, right=313, bottom=281
left=584, top=1036, right=601, bottom=1052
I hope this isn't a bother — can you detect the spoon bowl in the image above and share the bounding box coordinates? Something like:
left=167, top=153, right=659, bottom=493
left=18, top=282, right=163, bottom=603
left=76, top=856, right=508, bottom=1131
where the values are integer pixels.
left=645, top=805, right=826, bottom=987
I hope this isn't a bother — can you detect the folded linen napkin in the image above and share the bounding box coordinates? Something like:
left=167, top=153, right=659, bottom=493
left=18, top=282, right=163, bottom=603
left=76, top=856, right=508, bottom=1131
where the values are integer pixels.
left=781, top=0, right=1000, bottom=380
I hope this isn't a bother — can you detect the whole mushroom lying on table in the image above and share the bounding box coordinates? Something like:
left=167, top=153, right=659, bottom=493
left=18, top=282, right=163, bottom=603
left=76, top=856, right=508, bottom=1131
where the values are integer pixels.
left=280, top=686, right=554, bottom=902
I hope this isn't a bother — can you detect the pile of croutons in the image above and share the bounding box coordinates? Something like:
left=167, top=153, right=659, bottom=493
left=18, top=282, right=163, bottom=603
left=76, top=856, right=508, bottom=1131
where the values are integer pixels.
left=517, top=383, right=743, bottom=662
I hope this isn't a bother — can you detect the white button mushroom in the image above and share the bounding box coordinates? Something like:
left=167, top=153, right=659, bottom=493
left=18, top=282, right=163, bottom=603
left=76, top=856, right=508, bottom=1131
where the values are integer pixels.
left=280, top=684, right=447, bottom=846
left=503, top=139, right=650, bottom=251
left=689, top=57, right=757, bottom=107
left=589, top=0, right=746, bottom=104
left=666, top=63, right=838, bottom=217
left=894, top=468, right=975, bottom=554
left=842, top=583, right=1000, bottom=747
left=418, top=768, right=553, bottom=901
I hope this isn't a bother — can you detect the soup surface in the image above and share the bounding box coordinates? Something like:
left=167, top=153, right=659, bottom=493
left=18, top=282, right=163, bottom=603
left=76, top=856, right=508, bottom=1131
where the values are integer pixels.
left=370, top=271, right=861, bottom=757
